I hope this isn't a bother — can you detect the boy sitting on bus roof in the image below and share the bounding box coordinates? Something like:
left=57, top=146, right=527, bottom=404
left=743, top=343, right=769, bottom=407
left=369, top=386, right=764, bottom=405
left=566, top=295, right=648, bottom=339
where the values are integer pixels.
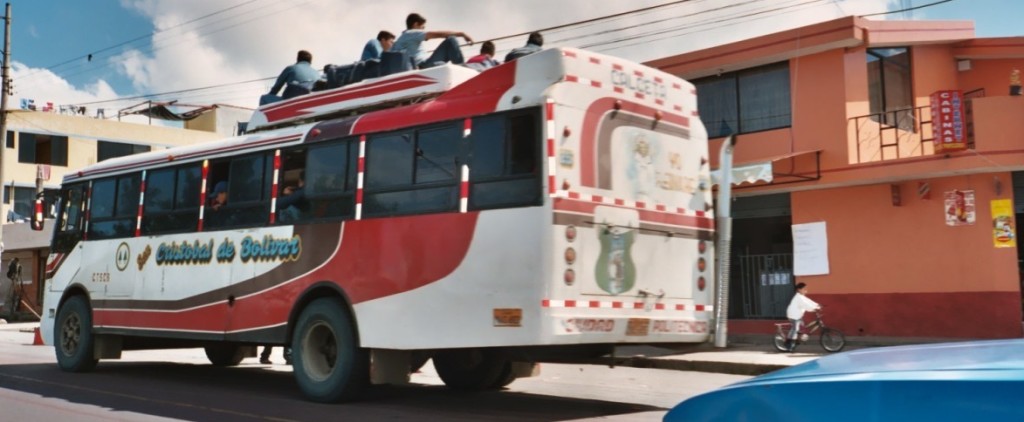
left=504, top=32, right=543, bottom=62
left=262, top=50, right=322, bottom=104
left=466, top=41, right=500, bottom=70
left=390, top=13, right=473, bottom=69
left=361, top=30, right=396, bottom=61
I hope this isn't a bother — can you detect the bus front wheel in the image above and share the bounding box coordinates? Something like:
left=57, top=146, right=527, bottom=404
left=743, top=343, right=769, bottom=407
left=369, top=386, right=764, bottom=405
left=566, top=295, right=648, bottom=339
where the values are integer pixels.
left=55, top=295, right=98, bottom=372
left=433, top=348, right=514, bottom=390
left=292, top=297, right=368, bottom=403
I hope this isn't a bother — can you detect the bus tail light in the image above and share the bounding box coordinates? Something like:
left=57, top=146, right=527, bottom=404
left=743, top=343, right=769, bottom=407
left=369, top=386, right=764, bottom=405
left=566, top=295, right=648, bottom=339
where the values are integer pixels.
left=565, top=248, right=576, bottom=265
left=566, top=226, right=577, bottom=242
left=564, top=269, right=575, bottom=286
left=698, top=276, right=706, bottom=291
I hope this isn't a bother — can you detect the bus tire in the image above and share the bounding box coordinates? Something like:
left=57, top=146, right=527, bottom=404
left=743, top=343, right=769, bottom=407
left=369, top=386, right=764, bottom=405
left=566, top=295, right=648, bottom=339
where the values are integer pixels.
left=204, top=344, right=246, bottom=366
left=292, top=297, right=368, bottom=403
left=433, top=348, right=511, bottom=391
left=54, top=295, right=98, bottom=372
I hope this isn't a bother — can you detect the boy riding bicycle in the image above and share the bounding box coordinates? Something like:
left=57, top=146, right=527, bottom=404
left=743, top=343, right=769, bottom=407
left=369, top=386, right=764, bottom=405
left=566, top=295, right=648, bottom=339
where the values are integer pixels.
left=785, top=282, right=820, bottom=352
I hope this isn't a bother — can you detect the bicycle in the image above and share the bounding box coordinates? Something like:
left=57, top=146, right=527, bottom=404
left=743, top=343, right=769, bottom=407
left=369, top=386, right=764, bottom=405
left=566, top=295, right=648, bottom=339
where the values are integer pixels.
left=773, top=311, right=846, bottom=353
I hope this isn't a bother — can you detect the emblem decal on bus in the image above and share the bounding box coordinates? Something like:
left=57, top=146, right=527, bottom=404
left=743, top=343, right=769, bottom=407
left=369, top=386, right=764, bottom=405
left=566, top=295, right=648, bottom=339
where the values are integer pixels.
left=115, top=242, right=130, bottom=272
left=136, top=245, right=152, bottom=270
left=595, top=227, right=636, bottom=295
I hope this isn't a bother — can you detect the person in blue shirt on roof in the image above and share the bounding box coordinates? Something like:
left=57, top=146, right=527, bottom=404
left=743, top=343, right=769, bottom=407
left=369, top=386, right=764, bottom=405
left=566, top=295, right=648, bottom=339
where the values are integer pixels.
left=390, top=13, right=473, bottom=69
left=361, top=31, right=396, bottom=61
left=505, top=32, right=544, bottom=62
left=268, top=50, right=321, bottom=97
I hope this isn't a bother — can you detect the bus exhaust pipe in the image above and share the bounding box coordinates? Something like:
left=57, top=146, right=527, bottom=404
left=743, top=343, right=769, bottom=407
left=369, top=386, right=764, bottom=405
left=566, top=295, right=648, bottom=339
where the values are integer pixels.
left=713, top=135, right=736, bottom=349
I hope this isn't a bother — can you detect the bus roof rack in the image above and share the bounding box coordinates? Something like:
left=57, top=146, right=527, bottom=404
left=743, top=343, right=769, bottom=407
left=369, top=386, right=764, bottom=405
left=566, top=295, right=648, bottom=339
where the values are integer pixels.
left=247, top=64, right=481, bottom=133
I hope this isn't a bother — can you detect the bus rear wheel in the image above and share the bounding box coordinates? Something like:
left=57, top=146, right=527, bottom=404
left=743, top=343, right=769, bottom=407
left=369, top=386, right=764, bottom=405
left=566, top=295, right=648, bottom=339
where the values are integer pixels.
left=433, top=348, right=514, bottom=391
left=55, top=295, right=98, bottom=372
left=204, top=344, right=246, bottom=366
left=292, top=297, right=368, bottom=403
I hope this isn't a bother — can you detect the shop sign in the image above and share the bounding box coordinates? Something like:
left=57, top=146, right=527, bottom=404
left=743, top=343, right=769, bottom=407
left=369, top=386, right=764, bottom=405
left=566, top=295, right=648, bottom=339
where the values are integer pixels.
left=929, top=90, right=967, bottom=153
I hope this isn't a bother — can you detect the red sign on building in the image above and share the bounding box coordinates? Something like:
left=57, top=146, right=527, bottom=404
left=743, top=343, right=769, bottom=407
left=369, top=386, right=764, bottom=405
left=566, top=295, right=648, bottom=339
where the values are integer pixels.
left=929, top=90, right=967, bottom=153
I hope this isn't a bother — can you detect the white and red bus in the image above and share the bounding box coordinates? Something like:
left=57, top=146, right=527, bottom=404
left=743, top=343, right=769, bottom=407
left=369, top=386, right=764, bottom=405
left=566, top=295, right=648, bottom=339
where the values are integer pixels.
left=37, top=47, right=714, bottom=402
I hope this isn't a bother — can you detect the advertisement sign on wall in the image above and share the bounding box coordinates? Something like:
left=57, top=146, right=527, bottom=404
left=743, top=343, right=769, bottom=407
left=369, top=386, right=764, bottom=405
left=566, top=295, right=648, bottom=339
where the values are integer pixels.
left=991, top=199, right=1016, bottom=248
left=929, top=90, right=967, bottom=153
left=944, top=190, right=975, bottom=226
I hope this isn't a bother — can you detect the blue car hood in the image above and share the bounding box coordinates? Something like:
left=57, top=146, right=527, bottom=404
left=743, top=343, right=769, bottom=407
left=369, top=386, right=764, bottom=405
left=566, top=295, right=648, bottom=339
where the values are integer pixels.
left=743, top=338, right=1024, bottom=385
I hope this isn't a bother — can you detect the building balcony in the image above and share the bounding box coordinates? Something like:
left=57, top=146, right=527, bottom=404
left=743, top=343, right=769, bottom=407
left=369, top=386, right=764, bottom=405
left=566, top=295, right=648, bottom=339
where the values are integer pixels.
left=845, top=90, right=1024, bottom=165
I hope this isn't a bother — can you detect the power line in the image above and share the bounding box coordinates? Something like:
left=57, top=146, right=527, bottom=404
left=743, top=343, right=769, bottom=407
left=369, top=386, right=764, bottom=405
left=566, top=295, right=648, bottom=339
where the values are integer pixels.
left=72, top=76, right=273, bottom=106
left=859, top=0, right=955, bottom=18
left=17, top=0, right=265, bottom=82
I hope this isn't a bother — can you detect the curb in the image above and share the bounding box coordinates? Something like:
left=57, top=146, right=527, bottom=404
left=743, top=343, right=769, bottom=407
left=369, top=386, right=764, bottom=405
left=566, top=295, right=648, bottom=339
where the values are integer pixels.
left=611, top=356, right=790, bottom=376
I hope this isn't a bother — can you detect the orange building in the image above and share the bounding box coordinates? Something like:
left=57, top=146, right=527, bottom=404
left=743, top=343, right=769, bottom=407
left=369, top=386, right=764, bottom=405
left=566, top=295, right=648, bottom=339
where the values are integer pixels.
left=648, top=17, right=1024, bottom=340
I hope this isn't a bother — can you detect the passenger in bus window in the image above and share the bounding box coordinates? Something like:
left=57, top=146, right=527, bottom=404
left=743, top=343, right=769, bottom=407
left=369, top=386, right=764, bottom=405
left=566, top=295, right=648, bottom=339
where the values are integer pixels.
left=391, top=13, right=473, bottom=69
left=206, top=181, right=229, bottom=227
left=504, top=32, right=544, bottom=62
left=361, top=30, right=396, bottom=61
left=277, top=171, right=307, bottom=223
left=466, top=41, right=500, bottom=70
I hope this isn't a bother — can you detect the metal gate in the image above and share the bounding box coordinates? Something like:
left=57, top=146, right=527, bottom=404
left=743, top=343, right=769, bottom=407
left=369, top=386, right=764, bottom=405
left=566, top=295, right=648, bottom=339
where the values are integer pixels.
left=735, top=253, right=793, bottom=319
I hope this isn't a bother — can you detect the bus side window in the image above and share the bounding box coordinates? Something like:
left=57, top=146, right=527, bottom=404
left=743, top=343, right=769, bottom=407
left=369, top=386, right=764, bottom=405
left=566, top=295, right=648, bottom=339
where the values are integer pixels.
left=364, top=124, right=460, bottom=218
left=142, top=164, right=201, bottom=234
left=468, top=110, right=542, bottom=210
left=297, top=140, right=356, bottom=222
left=87, top=174, right=141, bottom=240
left=52, top=184, right=87, bottom=253
left=205, top=153, right=272, bottom=230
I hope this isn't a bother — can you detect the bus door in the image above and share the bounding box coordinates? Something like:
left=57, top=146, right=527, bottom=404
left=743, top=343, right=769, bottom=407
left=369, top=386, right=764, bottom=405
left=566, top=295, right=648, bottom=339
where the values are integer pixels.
left=82, top=174, right=144, bottom=299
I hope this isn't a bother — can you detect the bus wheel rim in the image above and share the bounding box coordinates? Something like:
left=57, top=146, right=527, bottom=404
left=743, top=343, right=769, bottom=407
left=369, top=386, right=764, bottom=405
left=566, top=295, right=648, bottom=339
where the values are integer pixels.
left=61, top=313, right=80, bottom=356
left=302, top=321, right=338, bottom=382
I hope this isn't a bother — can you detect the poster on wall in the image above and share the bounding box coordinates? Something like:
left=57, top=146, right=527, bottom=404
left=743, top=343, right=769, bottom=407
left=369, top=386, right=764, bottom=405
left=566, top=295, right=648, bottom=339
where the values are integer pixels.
left=991, top=199, right=1017, bottom=248
left=792, top=222, right=830, bottom=276
left=944, top=190, right=975, bottom=226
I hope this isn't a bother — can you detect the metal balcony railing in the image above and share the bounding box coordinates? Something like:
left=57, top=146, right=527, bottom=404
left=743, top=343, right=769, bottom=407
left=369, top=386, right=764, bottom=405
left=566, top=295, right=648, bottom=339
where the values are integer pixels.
left=849, top=91, right=982, bottom=165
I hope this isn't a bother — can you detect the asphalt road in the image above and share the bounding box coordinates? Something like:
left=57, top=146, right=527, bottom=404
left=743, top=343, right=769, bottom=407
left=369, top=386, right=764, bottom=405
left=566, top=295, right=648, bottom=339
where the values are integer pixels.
left=0, top=327, right=748, bottom=421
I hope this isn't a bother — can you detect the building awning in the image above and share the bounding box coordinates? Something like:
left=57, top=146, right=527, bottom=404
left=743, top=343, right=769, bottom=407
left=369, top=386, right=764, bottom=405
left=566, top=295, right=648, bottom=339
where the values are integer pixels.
left=712, top=150, right=821, bottom=187
left=120, top=101, right=217, bottom=122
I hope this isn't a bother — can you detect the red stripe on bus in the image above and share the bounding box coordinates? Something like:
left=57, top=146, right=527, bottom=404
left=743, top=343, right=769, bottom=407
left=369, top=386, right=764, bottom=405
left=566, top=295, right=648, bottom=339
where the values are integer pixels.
left=546, top=101, right=554, bottom=121
left=589, top=57, right=601, bottom=64
left=591, top=80, right=602, bottom=88
left=542, top=299, right=551, bottom=307
left=633, top=302, right=644, bottom=309
left=655, top=303, right=665, bottom=310
left=460, top=179, right=469, bottom=199
left=565, top=75, right=579, bottom=83
left=564, top=300, right=576, bottom=307
left=563, top=50, right=577, bottom=58
left=612, top=63, right=623, bottom=71
left=654, top=76, right=663, bottom=83
left=547, top=138, right=555, bottom=158
left=548, top=175, right=556, bottom=194
left=613, top=87, right=624, bottom=94
left=355, top=189, right=364, bottom=204
left=589, top=300, right=600, bottom=308
left=612, top=302, right=623, bottom=309
left=633, top=70, right=643, bottom=77
left=357, top=157, right=365, bottom=173
left=463, top=118, right=472, bottom=136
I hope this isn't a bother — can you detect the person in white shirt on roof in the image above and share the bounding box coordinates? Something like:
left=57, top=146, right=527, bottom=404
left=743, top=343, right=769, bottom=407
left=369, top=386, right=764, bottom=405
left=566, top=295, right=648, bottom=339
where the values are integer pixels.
left=390, top=12, right=473, bottom=69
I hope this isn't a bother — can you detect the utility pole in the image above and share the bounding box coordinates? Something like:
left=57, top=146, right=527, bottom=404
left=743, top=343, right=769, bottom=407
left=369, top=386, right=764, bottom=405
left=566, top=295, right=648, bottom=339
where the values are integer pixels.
left=0, top=2, right=11, bottom=254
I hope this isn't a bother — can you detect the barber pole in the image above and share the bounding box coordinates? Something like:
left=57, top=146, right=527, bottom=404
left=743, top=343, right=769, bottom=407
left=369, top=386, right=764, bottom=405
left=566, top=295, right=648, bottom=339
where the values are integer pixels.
left=135, top=170, right=146, bottom=237
left=269, top=150, right=281, bottom=224
left=460, top=165, right=469, bottom=213
left=197, top=160, right=209, bottom=231
left=355, top=135, right=366, bottom=220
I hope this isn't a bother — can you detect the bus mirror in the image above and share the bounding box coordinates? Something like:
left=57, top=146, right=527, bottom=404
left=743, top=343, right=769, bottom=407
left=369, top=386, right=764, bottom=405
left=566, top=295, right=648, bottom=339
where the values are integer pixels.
left=30, top=197, right=44, bottom=231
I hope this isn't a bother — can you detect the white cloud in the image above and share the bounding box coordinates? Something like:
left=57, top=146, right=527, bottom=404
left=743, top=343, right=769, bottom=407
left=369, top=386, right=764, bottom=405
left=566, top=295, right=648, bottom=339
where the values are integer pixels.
left=21, top=0, right=899, bottom=111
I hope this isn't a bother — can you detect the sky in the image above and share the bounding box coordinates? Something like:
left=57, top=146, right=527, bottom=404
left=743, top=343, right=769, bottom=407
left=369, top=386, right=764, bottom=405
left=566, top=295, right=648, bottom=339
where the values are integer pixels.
left=3, top=0, right=1018, bottom=123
